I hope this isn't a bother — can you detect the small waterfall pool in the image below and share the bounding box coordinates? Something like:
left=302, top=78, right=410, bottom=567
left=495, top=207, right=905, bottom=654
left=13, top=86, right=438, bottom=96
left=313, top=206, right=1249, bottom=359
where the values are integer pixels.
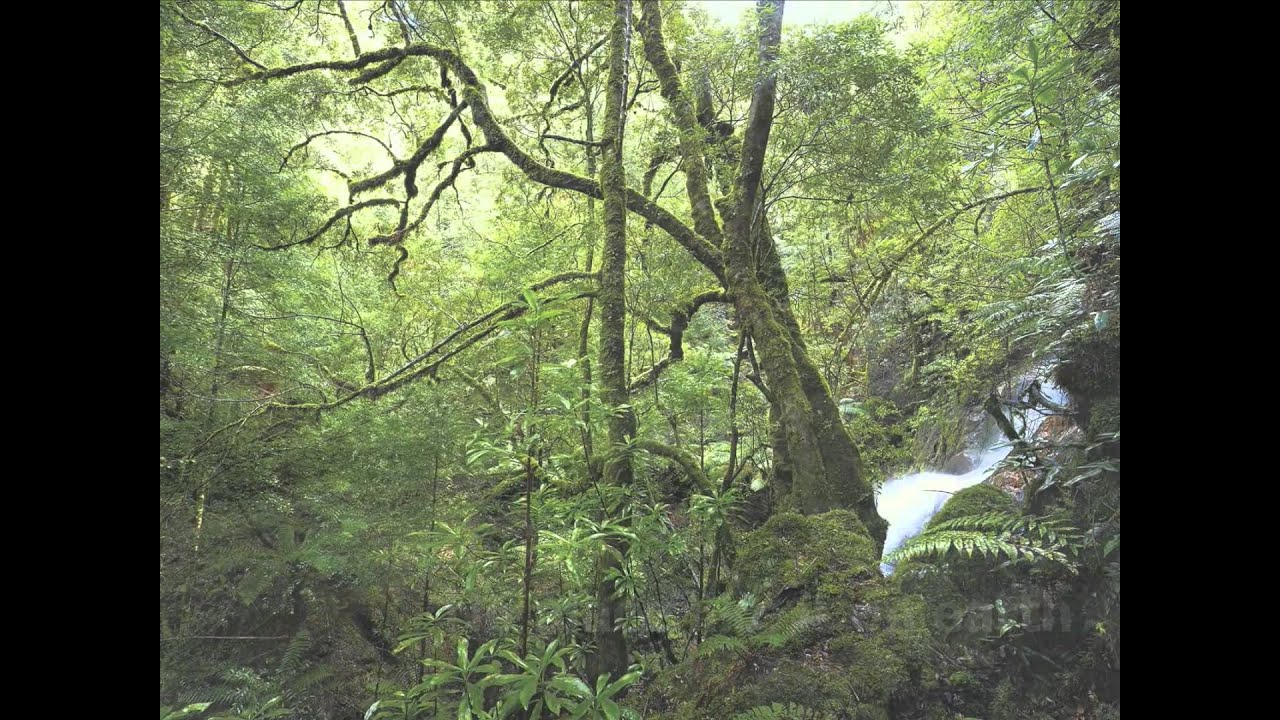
left=875, top=381, right=1066, bottom=574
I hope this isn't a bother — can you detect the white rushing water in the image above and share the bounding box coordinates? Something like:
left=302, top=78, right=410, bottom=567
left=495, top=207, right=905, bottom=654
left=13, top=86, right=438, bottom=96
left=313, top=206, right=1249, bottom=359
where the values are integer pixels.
left=875, top=381, right=1066, bottom=574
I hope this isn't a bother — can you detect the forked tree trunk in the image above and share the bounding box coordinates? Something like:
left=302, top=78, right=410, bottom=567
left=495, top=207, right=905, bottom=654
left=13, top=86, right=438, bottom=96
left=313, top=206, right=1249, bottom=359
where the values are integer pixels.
left=640, top=0, right=886, bottom=548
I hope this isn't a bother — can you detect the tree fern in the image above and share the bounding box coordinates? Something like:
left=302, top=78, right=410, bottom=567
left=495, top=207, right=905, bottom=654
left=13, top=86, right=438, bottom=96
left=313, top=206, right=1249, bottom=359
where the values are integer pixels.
left=884, top=511, right=1080, bottom=571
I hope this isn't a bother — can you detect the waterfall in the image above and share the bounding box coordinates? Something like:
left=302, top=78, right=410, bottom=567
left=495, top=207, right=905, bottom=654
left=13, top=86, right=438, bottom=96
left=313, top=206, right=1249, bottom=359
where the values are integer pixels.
left=875, top=380, right=1066, bottom=574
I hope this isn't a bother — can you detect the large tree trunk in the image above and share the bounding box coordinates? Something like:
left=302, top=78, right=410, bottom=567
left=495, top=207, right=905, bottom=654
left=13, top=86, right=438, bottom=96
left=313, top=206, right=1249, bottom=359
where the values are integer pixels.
left=639, top=0, right=885, bottom=547
left=589, top=0, right=634, bottom=683
left=756, top=218, right=887, bottom=544
left=722, top=0, right=886, bottom=548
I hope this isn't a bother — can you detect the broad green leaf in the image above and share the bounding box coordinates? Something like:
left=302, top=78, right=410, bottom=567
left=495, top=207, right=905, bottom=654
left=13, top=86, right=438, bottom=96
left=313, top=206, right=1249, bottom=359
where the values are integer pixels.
left=518, top=678, right=538, bottom=708
left=163, top=704, right=211, bottom=720
left=551, top=675, right=593, bottom=699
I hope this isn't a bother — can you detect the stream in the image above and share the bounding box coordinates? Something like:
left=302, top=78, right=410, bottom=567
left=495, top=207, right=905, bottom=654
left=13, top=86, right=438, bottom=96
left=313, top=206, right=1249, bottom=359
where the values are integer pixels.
left=875, top=380, right=1066, bottom=574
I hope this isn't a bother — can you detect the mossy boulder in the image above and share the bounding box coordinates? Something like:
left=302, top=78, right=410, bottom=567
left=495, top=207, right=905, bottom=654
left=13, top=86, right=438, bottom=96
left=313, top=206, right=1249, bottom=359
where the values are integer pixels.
left=827, top=588, right=939, bottom=718
left=641, top=586, right=941, bottom=720
left=1088, top=396, right=1120, bottom=439
left=891, top=485, right=1017, bottom=627
left=720, top=659, right=856, bottom=717
left=735, top=510, right=878, bottom=611
left=928, top=483, right=1013, bottom=528
left=1052, top=315, right=1120, bottom=430
left=629, top=511, right=941, bottom=719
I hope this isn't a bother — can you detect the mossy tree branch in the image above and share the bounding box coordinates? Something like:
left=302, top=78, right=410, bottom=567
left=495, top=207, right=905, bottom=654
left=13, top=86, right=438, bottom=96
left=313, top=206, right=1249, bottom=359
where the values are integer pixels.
left=258, top=198, right=400, bottom=251
left=634, top=438, right=713, bottom=494
left=172, top=5, right=267, bottom=71
left=223, top=40, right=724, bottom=283
left=638, top=0, right=724, bottom=247
left=630, top=290, right=729, bottom=392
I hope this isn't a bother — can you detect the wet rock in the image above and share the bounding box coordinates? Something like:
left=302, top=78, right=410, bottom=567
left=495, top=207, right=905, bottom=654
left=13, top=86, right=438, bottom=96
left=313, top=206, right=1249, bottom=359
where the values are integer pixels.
left=942, top=452, right=973, bottom=474
left=988, top=467, right=1035, bottom=498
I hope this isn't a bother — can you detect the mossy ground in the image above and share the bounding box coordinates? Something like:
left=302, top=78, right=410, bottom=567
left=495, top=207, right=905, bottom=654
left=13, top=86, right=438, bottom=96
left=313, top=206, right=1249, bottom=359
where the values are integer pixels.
left=637, top=510, right=949, bottom=719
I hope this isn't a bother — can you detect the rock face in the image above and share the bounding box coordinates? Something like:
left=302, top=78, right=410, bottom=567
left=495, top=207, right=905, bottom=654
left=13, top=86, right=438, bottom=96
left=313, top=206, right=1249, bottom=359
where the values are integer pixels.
left=942, top=452, right=974, bottom=474
left=988, top=466, right=1034, bottom=500
left=983, top=413, right=1087, bottom=501
left=1034, top=414, right=1073, bottom=440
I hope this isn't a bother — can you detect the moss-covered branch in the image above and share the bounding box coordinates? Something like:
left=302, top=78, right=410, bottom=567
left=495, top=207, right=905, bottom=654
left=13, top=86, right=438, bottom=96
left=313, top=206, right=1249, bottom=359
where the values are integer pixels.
left=634, top=438, right=713, bottom=494
left=226, top=40, right=724, bottom=283
left=196, top=272, right=599, bottom=448
left=639, top=0, right=724, bottom=247
left=258, top=198, right=400, bottom=251
left=280, top=130, right=396, bottom=171
left=543, top=34, right=608, bottom=113
left=630, top=290, right=729, bottom=392
left=335, top=0, right=361, bottom=57
left=172, top=5, right=267, bottom=71
left=592, top=0, right=635, bottom=682
left=348, top=103, right=469, bottom=199
left=367, top=145, right=497, bottom=247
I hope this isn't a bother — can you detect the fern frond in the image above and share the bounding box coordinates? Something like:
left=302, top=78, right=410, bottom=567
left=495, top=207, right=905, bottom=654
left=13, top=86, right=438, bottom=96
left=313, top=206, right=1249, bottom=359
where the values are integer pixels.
left=733, top=701, right=834, bottom=720
left=277, top=631, right=311, bottom=676
left=755, top=612, right=828, bottom=649
left=697, top=634, right=747, bottom=658
left=706, top=595, right=754, bottom=638
left=979, top=266, right=1088, bottom=352
left=885, top=512, right=1080, bottom=571
left=285, top=665, right=332, bottom=696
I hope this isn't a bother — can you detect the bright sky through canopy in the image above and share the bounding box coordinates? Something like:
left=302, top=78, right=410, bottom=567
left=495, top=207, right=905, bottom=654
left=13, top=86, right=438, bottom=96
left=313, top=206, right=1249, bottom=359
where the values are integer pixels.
left=696, top=0, right=884, bottom=26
